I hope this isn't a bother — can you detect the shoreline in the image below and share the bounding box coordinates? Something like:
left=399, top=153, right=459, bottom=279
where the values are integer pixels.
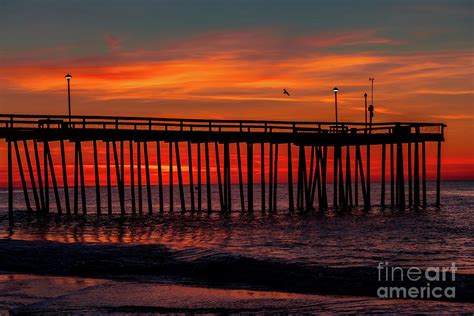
left=1, top=272, right=473, bottom=314
left=1, top=239, right=473, bottom=304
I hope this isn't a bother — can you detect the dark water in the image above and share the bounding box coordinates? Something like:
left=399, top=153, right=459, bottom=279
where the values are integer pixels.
left=1, top=181, right=473, bottom=273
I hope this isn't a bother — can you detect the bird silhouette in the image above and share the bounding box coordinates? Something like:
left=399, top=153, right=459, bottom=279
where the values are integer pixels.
left=283, top=89, right=290, bottom=96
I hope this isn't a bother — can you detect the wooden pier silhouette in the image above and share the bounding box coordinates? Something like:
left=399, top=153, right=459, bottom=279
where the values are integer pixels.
left=1, top=114, right=445, bottom=215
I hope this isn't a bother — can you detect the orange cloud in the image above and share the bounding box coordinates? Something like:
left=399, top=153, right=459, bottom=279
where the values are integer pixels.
left=295, top=30, right=397, bottom=48
left=430, top=114, right=474, bottom=120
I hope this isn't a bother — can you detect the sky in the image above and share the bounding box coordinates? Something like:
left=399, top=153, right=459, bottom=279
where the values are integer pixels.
left=0, top=0, right=473, bottom=184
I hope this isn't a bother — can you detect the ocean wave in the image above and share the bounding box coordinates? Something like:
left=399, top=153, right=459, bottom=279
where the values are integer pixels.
left=0, top=239, right=473, bottom=303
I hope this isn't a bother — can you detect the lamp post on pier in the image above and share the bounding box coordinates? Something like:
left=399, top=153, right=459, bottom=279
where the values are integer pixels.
left=65, top=74, right=72, bottom=122
left=364, top=93, right=368, bottom=133
left=333, top=87, right=339, bottom=126
left=369, top=78, right=374, bottom=132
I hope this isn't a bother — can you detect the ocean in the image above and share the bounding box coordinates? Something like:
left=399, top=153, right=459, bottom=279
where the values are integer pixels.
left=0, top=181, right=473, bottom=313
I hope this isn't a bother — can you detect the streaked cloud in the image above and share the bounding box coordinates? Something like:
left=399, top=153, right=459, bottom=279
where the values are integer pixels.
left=430, top=114, right=474, bottom=120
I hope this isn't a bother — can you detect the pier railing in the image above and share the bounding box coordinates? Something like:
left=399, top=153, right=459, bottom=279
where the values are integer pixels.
left=0, top=114, right=445, bottom=137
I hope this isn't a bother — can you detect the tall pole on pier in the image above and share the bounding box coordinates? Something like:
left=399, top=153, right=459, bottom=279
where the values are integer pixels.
left=369, top=78, right=375, bottom=134
left=65, top=74, right=72, bottom=122
left=369, top=78, right=374, bottom=107
left=364, top=93, right=368, bottom=133
left=333, top=87, right=339, bottom=125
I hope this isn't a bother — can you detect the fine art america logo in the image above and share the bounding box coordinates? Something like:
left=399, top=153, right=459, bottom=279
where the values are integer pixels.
left=377, top=262, right=457, bottom=299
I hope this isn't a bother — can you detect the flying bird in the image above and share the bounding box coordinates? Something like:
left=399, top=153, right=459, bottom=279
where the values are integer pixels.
left=283, top=89, right=290, bottom=96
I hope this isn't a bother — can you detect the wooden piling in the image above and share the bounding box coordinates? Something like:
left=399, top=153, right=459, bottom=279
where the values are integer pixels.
left=338, top=146, right=345, bottom=207
left=273, top=143, right=279, bottom=212
left=130, top=141, right=136, bottom=214
left=113, top=141, right=125, bottom=215
left=390, top=143, right=394, bottom=207
left=321, top=146, right=328, bottom=209
left=60, top=140, right=71, bottom=214
left=175, top=141, right=186, bottom=213
left=414, top=141, right=420, bottom=208
left=313, top=147, right=322, bottom=207
left=310, top=147, right=319, bottom=207
left=356, top=146, right=367, bottom=208
left=317, top=147, right=323, bottom=207
left=296, top=147, right=303, bottom=209
left=7, top=141, right=13, bottom=216
left=34, top=140, right=45, bottom=211
left=422, top=141, right=427, bottom=209
left=381, top=144, right=386, bottom=207
left=93, top=140, right=101, bottom=215
left=205, top=142, right=212, bottom=212
left=14, top=141, right=32, bottom=211
left=308, top=146, right=315, bottom=209
left=261, top=143, right=265, bottom=212
left=223, top=142, right=231, bottom=212
left=197, top=143, right=202, bottom=212
left=78, top=142, right=87, bottom=215
left=106, top=141, right=112, bottom=215
left=237, top=143, right=245, bottom=212
left=226, top=142, right=232, bottom=212
left=436, top=141, right=441, bottom=207
left=187, top=141, right=195, bottom=212
left=137, top=141, right=143, bottom=215
left=227, top=143, right=231, bottom=212
left=223, top=144, right=228, bottom=212
left=23, top=140, right=41, bottom=212
left=156, top=141, right=164, bottom=213
left=45, top=142, right=62, bottom=214
left=120, top=141, right=125, bottom=207
left=333, top=146, right=338, bottom=208
left=366, top=145, right=371, bottom=207
left=287, top=143, right=294, bottom=211
left=297, top=146, right=304, bottom=210
left=345, top=146, right=352, bottom=207
left=144, top=142, right=153, bottom=214
left=215, top=142, right=224, bottom=211
left=169, top=141, right=173, bottom=212
left=408, top=142, right=413, bottom=207
left=397, top=143, right=405, bottom=209
left=309, top=148, right=317, bottom=208
left=355, top=145, right=359, bottom=207
left=43, top=141, right=49, bottom=213
left=74, top=142, right=79, bottom=215
left=395, top=145, right=399, bottom=207
left=269, top=143, right=273, bottom=211
left=247, top=143, right=254, bottom=212
left=302, top=147, right=310, bottom=210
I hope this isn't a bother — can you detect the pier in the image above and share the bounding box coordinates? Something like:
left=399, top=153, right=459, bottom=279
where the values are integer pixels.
left=1, top=114, right=445, bottom=215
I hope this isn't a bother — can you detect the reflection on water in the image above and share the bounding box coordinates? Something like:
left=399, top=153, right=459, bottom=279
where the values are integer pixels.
left=1, top=182, right=473, bottom=272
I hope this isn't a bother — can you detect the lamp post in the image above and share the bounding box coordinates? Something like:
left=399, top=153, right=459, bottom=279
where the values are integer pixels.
left=364, top=92, right=368, bottom=132
left=333, top=87, right=339, bottom=125
left=369, top=78, right=375, bottom=133
left=65, top=74, right=72, bottom=122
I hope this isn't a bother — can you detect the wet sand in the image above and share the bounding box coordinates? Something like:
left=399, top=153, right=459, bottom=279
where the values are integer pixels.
left=1, top=239, right=473, bottom=303
left=1, top=273, right=473, bottom=314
